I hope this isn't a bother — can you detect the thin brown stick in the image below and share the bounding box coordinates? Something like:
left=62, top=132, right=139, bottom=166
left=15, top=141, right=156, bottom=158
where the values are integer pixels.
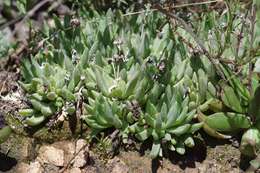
left=21, top=0, right=53, bottom=23
left=153, top=3, right=226, bottom=79
left=0, top=16, right=23, bottom=31
left=248, top=3, right=256, bottom=96
left=59, top=142, right=89, bottom=173
left=122, top=0, right=222, bottom=16
left=0, top=0, right=52, bottom=30
left=235, top=10, right=249, bottom=59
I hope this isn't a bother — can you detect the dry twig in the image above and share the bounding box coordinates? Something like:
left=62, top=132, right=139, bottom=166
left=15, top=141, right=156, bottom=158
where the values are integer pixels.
left=153, top=3, right=226, bottom=80
left=0, top=0, right=53, bottom=30
left=59, top=142, right=89, bottom=173
left=122, top=0, right=222, bottom=16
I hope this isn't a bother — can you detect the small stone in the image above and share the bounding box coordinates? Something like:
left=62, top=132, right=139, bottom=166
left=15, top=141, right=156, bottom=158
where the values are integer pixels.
left=69, top=167, right=82, bottom=173
left=197, top=162, right=207, bottom=173
left=82, top=166, right=98, bottom=173
left=73, top=139, right=88, bottom=168
left=15, top=162, right=30, bottom=173
left=38, top=145, right=64, bottom=167
left=53, top=141, right=75, bottom=165
left=43, top=163, right=60, bottom=173
left=56, top=4, right=71, bottom=15
left=0, top=135, right=35, bottom=162
left=14, top=22, right=29, bottom=43
left=185, top=167, right=199, bottom=173
left=28, top=161, right=43, bottom=173
left=64, top=167, right=82, bottom=173
left=107, top=157, right=129, bottom=173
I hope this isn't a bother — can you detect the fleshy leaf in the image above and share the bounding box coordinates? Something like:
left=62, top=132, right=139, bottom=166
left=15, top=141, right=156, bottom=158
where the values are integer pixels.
left=221, top=85, right=244, bottom=113
left=150, top=142, right=161, bottom=159
left=205, top=112, right=251, bottom=132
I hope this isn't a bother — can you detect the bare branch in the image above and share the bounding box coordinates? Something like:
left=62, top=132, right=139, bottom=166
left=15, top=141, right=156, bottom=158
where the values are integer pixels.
left=153, top=3, right=226, bottom=79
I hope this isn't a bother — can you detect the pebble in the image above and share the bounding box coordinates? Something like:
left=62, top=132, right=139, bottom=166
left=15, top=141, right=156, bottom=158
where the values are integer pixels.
left=73, top=139, right=88, bottom=168
left=69, top=167, right=82, bottom=173
left=15, top=162, right=30, bottom=173
left=38, top=145, right=64, bottom=167
left=185, top=167, right=199, bottom=173
left=28, top=161, right=43, bottom=173
left=107, top=157, right=129, bottom=173
left=53, top=141, right=75, bottom=165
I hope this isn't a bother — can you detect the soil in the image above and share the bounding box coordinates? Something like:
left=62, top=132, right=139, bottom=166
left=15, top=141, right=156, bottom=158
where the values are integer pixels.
left=0, top=134, right=247, bottom=173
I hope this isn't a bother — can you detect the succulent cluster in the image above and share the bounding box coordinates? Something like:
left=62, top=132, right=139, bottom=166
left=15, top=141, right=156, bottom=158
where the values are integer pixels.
left=17, top=10, right=209, bottom=158
left=16, top=1, right=260, bottom=162
left=19, top=58, right=79, bottom=126
left=133, top=87, right=203, bottom=157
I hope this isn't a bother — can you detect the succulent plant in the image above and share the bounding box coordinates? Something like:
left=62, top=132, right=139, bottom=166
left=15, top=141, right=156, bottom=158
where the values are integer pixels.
left=0, top=114, right=12, bottom=144
left=90, top=63, right=142, bottom=99
left=239, top=86, right=260, bottom=157
left=0, top=126, right=12, bottom=144
left=130, top=86, right=203, bottom=158
left=240, top=127, right=260, bottom=157
left=19, top=56, right=83, bottom=126
left=82, top=62, right=150, bottom=143
left=83, top=93, right=135, bottom=143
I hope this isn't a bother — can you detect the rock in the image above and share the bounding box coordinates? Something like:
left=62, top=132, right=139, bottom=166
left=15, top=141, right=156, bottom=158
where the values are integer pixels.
left=53, top=141, right=75, bottom=165
left=38, top=145, right=64, bottom=167
left=82, top=166, right=98, bottom=173
left=43, top=163, right=60, bottom=173
left=32, top=119, right=86, bottom=143
left=14, top=22, right=29, bottom=43
left=107, top=157, right=129, bottom=173
left=196, top=162, right=207, bottom=173
left=185, top=167, right=199, bottom=173
left=15, top=162, right=29, bottom=173
left=73, top=139, right=88, bottom=168
left=69, top=167, right=82, bottom=173
left=56, top=4, right=71, bottom=15
left=0, top=135, right=35, bottom=162
left=28, top=161, right=43, bottom=173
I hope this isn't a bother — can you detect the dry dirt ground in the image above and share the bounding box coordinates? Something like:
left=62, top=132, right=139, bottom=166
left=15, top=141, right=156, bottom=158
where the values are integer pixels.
left=0, top=134, right=250, bottom=173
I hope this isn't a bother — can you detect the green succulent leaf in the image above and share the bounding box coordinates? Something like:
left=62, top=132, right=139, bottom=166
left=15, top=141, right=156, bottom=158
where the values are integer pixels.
left=205, top=112, right=251, bottom=132
left=160, top=103, right=168, bottom=123
left=165, top=101, right=179, bottom=128
left=26, top=115, right=45, bottom=126
left=124, top=68, right=140, bottom=98
left=248, top=86, right=260, bottom=121
left=150, top=141, right=161, bottom=159
left=176, top=142, right=185, bottom=155
left=184, top=136, right=195, bottom=148
left=92, top=65, right=112, bottom=96
left=221, top=85, right=244, bottom=113
left=168, top=124, right=191, bottom=136
left=60, top=88, right=76, bottom=101
left=19, top=109, right=35, bottom=117
left=31, top=58, right=43, bottom=78
left=0, top=126, right=12, bottom=144
left=136, top=128, right=152, bottom=141
left=220, top=64, right=250, bottom=102
left=146, top=101, right=157, bottom=117
left=198, top=69, right=208, bottom=103
left=189, top=122, right=204, bottom=134
left=240, top=128, right=260, bottom=157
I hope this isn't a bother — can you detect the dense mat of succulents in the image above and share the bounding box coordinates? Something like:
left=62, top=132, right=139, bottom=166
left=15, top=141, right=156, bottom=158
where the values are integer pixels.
left=1, top=1, right=259, bottom=164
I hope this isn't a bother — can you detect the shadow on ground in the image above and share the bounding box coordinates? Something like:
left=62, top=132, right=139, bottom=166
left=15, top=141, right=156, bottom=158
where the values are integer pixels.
left=0, top=152, right=17, bottom=172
